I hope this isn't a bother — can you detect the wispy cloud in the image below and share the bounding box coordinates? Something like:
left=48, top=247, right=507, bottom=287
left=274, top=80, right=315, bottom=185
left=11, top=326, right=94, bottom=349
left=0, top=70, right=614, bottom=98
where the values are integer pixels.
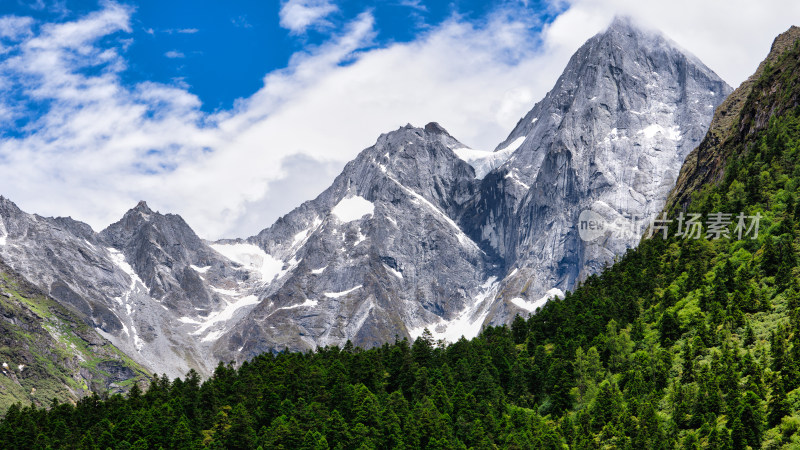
left=0, top=4, right=378, bottom=238
left=398, top=0, right=427, bottom=11
left=231, top=15, right=252, bottom=29
left=0, top=16, right=34, bottom=39
left=279, top=0, right=338, bottom=34
left=164, top=50, right=185, bottom=58
left=177, top=28, right=198, bottom=34
left=0, top=2, right=598, bottom=239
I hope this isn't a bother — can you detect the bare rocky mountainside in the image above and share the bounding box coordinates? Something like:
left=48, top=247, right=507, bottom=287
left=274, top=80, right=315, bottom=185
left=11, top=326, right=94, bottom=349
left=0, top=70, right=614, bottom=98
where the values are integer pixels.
left=0, top=17, right=732, bottom=380
left=0, top=258, right=149, bottom=410
left=464, top=17, right=731, bottom=326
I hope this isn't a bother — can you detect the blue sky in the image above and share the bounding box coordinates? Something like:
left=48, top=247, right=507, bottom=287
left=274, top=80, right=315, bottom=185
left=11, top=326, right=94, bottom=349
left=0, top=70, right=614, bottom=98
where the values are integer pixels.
left=0, top=0, right=797, bottom=239
left=2, top=0, right=560, bottom=114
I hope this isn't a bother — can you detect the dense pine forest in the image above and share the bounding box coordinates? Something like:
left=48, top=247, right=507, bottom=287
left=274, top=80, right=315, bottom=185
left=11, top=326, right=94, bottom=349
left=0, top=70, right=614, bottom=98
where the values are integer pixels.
left=1, top=31, right=799, bottom=450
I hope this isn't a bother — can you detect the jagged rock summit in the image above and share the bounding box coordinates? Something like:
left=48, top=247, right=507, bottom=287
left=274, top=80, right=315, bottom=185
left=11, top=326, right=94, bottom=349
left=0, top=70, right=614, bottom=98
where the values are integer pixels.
left=461, top=16, right=732, bottom=326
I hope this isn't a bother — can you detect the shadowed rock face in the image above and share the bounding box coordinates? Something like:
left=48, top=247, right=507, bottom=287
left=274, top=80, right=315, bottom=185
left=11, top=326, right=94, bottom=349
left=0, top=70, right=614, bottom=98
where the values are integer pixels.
left=0, top=17, right=734, bottom=375
left=100, top=201, right=222, bottom=310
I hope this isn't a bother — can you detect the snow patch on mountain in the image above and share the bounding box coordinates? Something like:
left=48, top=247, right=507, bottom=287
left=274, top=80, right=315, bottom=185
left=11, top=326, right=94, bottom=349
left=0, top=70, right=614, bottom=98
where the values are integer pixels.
left=452, top=144, right=517, bottom=178
left=354, top=229, right=367, bottom=246
left=409, top=277, right=498, bottom=342
left=331, top=196, right=374, bottom=222
left=384, top=264, right=403, bottom=279
left=106, top=247, right=147, bottom=326
left=106, top=248, right=145, bottom=291
left=324, top=285, right=362, bottom=298
left=190, top=294, right=261, bottom=338
left=190, top=265, right=210, bottom=274
left=504, top=170, right=530, bottom=190
left=497, top=135, right=526, bottom=153
left=511, top=288, right=565, bottom=312
left=276, top=299, right=319, bottom=311
left=292, top=217, right=322, bottom=248
left=0, top=219, right=6, bottom=246
left=639, top=123, right=681, bottom=140
left=129, top=323, right=144, bottom=351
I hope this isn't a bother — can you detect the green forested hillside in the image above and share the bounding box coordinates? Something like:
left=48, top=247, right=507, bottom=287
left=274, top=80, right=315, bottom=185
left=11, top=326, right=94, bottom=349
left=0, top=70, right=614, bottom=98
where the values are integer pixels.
left=2, top=29, right=800, bottom=450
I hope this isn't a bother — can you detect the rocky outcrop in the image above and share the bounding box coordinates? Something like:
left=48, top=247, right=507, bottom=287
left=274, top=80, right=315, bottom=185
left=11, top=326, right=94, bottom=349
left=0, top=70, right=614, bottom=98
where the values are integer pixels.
left=666, top=25, right=800, bottom=212
left=212, top=123, right=496, bottom=361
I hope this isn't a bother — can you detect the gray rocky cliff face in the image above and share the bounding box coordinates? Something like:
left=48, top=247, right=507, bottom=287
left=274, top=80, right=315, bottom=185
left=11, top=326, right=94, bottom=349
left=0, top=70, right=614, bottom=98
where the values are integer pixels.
left=211, top=123, right=498, bottom=362
left=461, top=17, right=731, bottom=324
left=0, top=17, right=735, bottom=375
left=100, top=201, right=227, bottom=312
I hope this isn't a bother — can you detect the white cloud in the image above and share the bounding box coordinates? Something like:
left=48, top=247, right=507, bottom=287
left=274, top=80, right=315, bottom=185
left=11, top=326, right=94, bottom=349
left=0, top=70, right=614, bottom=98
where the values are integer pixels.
left=0, top=16, right=34, bottom=40
left=0, top=0, right=798, bottom=242
left=279, top=0, right=338, bottom=34
left=164, top=50, right=184, bottom=58
left=398, top=0, right=427, bottom=11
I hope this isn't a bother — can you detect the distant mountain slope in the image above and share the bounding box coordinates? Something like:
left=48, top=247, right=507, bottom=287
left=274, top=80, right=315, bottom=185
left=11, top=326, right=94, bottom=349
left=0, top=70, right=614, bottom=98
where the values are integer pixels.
left=0, top=258, right=149, bottom=411
left=0, top=197, right=262, bottom=378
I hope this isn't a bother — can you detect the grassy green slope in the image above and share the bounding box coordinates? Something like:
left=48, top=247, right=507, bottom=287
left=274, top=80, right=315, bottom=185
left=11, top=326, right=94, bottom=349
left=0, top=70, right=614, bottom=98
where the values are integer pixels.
left=0, top=259, right=150, bottom=412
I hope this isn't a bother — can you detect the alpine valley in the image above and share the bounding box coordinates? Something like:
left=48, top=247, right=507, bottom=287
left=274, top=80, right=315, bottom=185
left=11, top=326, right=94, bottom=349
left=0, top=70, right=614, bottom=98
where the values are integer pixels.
left=0, top=17, right=734, bottom=405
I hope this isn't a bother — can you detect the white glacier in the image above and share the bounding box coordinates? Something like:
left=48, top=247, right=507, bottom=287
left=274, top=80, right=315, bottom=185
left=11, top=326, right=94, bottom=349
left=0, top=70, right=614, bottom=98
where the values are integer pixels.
left=211, top=243, right=284, bottom=283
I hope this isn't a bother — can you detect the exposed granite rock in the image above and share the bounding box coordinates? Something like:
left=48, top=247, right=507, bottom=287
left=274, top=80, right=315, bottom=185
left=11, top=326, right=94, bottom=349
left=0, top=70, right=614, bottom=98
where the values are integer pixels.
left=465, top=17, right=731, bottom=325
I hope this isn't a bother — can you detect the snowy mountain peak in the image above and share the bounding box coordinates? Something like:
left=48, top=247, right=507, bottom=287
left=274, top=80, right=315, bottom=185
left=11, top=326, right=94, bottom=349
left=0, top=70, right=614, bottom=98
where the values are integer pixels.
left=605, top=15, right=640, bottom=35
left=466, top=16, right=732, bottom=327
left=423, top=121, right=450, bottom=135
left=133, top=200, right=152, bottom=213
